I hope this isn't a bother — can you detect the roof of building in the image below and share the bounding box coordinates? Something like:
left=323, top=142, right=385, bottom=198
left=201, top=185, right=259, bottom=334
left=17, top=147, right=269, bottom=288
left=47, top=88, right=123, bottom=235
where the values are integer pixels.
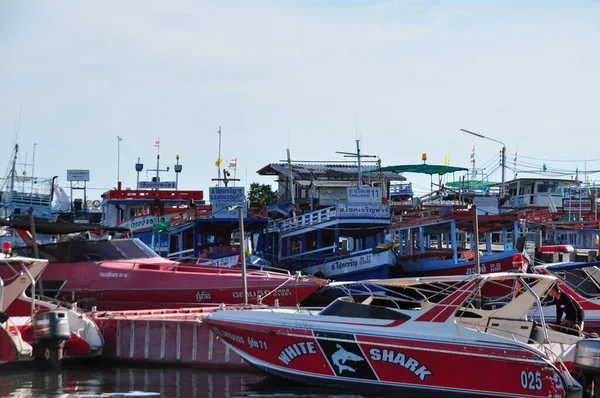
left=257, top=163, right=406, bottom=181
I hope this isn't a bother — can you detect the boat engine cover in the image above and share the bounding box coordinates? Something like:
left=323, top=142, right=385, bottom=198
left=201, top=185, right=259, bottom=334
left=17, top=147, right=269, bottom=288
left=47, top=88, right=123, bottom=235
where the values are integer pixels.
left=574, top=339, right=600, bottom=372
left=33, top=311, right=71, bottom=342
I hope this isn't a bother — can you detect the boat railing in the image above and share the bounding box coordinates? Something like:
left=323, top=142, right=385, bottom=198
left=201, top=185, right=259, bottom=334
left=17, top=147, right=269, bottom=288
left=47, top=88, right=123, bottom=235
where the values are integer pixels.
left=277, top=206, right=337, bottom=234
left=469, top=321, right=577, bottom=389
left=167, top=248, right=194, bottom=259
left=279, top=245, right=338, bottom=262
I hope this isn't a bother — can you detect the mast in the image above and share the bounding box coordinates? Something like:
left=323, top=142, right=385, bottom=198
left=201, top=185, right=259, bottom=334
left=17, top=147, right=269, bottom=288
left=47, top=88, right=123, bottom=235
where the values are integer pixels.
left=31, top=143, right=36, bottom=194
left=217, top=126, right=222, bottom=187
left=9, top=144, right=18, bottom=203
left=286, top=148, right=295, bottom=214
left=356, top=140, right=362, bottom=187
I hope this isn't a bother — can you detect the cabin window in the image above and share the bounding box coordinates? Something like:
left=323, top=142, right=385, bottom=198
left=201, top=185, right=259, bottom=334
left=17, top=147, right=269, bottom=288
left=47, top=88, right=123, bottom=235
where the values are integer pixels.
left=291, top=236, right=303, bottom=253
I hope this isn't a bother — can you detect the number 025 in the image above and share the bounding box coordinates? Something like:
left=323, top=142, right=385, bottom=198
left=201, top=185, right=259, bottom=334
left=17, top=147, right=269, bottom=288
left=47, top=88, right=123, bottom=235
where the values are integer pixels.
left=520, top=370, right=542, bottom=390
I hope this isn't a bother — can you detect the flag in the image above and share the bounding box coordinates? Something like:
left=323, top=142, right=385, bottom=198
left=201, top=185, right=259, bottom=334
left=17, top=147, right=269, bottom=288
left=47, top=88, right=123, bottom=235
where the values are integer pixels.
left=215, top=158, right=223, bottom=168
left=154, top=137, right=160, bottom=148
left=229, top=158, right=237, bottom=171
left=513, top=151, right=517, bottom=167
left=443, top=154, right=450, bottom=166
left=469, top=146, right=475, bottom=163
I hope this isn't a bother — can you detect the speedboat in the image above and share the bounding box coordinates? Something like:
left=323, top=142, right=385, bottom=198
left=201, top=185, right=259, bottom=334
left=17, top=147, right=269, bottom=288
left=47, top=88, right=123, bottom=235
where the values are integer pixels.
left=205, top=272, right=600, bottom=397
left=1, top=250, right=103, bottom=367
left=528, top=245, right=600, bottom=334
left=14, top=238, right=327, bottom=311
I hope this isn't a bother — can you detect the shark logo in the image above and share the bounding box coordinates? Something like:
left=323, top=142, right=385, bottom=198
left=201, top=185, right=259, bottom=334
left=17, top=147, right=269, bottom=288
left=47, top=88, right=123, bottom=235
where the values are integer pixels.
left=331, top=344, right=364, bottom=373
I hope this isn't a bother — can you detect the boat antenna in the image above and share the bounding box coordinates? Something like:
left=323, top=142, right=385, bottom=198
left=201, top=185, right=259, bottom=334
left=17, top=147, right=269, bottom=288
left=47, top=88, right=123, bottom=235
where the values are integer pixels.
left=336, top=139, right=377, bottom=187
left=31, top=143, right=36, bottom=194
left=286, top=148, right=296, bottom=216
left=217, top=126, right=222, bottom=187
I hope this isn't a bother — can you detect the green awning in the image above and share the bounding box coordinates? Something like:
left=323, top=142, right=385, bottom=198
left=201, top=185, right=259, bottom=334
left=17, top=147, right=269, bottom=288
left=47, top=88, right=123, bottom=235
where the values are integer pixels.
left=363, top=164, right=468, bottom=176
left=445, top=180, right=499, bottom=189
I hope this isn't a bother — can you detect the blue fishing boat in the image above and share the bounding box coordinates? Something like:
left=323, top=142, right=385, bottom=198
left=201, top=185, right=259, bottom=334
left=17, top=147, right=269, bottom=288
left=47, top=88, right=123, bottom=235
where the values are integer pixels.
left=256, top=187, right=401, bottom=281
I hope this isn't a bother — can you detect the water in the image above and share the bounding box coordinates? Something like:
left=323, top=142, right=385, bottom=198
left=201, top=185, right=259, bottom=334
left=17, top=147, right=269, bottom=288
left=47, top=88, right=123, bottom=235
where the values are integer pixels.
left=0, top=365, right=372, bottom=398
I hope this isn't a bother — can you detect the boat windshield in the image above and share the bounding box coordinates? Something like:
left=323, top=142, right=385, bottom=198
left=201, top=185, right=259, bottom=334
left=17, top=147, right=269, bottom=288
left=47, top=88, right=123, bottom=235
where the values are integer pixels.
left=319, top=297, right=412, bottom=321
left=551, top=267, right=600, bottom=299
left=15, top=239, right=160, bottom=263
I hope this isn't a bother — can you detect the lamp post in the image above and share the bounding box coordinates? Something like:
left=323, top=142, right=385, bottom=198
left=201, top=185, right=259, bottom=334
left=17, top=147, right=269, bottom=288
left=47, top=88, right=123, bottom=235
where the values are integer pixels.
left=461, top=129, right=506, bottom=197
left=229, top=205, right=247, bottom=305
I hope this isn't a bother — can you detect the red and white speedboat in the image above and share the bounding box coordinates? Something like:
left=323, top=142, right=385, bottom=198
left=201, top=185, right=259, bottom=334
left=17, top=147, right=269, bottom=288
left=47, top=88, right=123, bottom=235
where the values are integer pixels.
left=1, top=253, right=103, bottom=367
left=206, top=273, right=600, bottom=397
left=529, top=245, right=600, bottom=334
left=14, top=238, right=327, bottom=311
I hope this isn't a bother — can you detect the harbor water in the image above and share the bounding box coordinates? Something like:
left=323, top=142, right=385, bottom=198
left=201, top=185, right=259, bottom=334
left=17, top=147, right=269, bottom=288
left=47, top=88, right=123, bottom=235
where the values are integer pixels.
left=0, top=365, right=376, bottom=398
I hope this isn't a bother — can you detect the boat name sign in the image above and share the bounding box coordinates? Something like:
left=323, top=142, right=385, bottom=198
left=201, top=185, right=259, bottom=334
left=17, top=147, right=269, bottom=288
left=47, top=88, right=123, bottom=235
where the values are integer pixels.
left=278, top=342, right=317, bottom=365
left=370, top=348, right=432, bottom=381
left=331, top=254, right=372, bottom=271
left=466, top=262, right=502, bottom=275
left=347, top=187, right=381, bottom=204
left=336, top=203, right=390, bottom=219
left=209, top=187, right=246, bottom=219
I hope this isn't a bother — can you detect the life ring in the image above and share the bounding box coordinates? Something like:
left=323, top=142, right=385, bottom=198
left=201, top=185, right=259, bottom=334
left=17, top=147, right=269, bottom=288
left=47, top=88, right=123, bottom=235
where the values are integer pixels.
left=92, top=200, right=101, bottom=208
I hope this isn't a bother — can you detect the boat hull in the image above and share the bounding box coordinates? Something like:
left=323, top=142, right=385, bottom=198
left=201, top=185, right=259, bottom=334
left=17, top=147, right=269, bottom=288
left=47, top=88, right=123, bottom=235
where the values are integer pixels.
left=404, top=251, right=518, bottom=297
left=206, top=315, right=568, bottom=397
left=37, top=260, right=325, bottom=311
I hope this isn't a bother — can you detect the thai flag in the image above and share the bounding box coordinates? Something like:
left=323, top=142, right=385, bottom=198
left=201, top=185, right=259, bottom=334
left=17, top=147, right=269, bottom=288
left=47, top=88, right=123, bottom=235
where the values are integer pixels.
left=469, top=146, right=475, bottom=163
left=229, top=158, right=237, bottom=171
left=513, top=151, right=517, bottom=167
left=154, top=137, right=160, bottom=148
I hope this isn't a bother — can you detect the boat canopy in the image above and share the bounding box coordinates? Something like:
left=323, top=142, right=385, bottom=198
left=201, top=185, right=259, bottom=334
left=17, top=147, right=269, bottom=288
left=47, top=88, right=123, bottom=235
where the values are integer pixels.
left=541, top=260, right=600, bottom=271
left=329, top=272, right=556, bottom=288
left=0, top=218, right=130, bottom=234
left=363, top=164, right=468, bottom=176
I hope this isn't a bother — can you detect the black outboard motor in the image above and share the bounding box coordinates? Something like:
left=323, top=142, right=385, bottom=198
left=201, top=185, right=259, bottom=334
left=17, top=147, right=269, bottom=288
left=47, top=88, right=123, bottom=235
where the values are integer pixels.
left=573, top=339, right=600, bottom=397
left=32, top=310, right=71, bottom=368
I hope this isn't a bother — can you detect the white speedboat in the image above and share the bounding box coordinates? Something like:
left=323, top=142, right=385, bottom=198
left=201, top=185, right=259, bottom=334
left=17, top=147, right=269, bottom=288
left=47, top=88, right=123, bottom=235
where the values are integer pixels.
left=206, top=272, right=600, bottom=397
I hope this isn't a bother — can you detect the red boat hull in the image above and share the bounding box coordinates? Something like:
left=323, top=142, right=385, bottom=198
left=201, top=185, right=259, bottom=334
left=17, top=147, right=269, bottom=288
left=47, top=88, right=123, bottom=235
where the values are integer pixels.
left=406, top=253, right=517, bottom=297
left=38, top=258, right=326, bottom=311
left=206, top=316, right=567, bottom=397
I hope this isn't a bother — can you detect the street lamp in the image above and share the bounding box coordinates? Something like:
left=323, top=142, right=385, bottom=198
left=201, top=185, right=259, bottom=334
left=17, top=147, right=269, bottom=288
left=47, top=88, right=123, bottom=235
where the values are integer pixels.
left=229, top=205, right=248, bottom=305
left=460, top=128, right=506, bottom=197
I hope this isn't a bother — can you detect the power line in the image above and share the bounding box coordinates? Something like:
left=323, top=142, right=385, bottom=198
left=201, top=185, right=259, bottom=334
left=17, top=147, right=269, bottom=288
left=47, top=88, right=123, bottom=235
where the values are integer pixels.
left=518, top=154, right=600, bottom=163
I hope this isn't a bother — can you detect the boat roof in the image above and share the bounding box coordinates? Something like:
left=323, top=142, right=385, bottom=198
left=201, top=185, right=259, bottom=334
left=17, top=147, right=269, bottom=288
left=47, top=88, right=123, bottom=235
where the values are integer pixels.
left=364, top=164, right=469, bottom=176
left=536, top=260, right=600, bottom=271
left=0, top=219, right=130, bottom=234
left=389, top=207, right=518, bottom=233
left=257, top=163, right=406, bottom=181
left=329, top=272, right=556, bottom=288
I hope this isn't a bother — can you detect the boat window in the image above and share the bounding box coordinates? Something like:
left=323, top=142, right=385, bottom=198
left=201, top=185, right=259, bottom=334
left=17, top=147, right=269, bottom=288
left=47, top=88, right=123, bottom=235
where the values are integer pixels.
left=554, top=269, right=600, bottom=298
left=15, top=238, right=159, bottom=263
left=319, top=299, right=411, bottom=321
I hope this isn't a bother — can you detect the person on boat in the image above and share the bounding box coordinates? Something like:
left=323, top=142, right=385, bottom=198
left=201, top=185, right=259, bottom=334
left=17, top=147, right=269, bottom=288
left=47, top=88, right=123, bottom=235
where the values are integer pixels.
left=547, top=284, right=584, bottom=336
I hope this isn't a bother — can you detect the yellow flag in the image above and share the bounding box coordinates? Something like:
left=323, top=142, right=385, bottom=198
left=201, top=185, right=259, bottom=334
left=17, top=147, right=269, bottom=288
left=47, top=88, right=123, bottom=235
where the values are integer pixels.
left=443, top=154, right=450, bottom=166
left=214, top=159, right=223, bottom=168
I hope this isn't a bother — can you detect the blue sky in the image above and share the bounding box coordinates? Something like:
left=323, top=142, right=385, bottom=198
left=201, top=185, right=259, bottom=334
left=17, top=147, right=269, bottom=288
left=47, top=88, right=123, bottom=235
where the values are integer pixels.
left=2, top=1, right=599, bottom=199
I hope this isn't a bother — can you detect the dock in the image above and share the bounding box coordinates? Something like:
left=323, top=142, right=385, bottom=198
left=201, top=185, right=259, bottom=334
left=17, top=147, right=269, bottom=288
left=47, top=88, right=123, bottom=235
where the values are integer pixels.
left=92, top=306, right=250, bottom=370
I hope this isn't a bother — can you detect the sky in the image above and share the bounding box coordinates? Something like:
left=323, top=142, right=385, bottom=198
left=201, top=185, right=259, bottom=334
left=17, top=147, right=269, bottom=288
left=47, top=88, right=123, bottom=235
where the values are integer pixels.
left=1, top=0, right=599, bottom=200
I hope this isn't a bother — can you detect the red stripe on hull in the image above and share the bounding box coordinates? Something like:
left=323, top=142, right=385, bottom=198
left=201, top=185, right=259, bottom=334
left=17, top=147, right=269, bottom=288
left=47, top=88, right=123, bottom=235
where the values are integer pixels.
left=206, top=319, right=567, bottom=397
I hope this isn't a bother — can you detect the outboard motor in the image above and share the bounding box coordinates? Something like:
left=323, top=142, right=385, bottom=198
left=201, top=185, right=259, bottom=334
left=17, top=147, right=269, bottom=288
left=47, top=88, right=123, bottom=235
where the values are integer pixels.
left=573, top=339, right=600, bottom=397
left=32, top=310, right=71, bottom=368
